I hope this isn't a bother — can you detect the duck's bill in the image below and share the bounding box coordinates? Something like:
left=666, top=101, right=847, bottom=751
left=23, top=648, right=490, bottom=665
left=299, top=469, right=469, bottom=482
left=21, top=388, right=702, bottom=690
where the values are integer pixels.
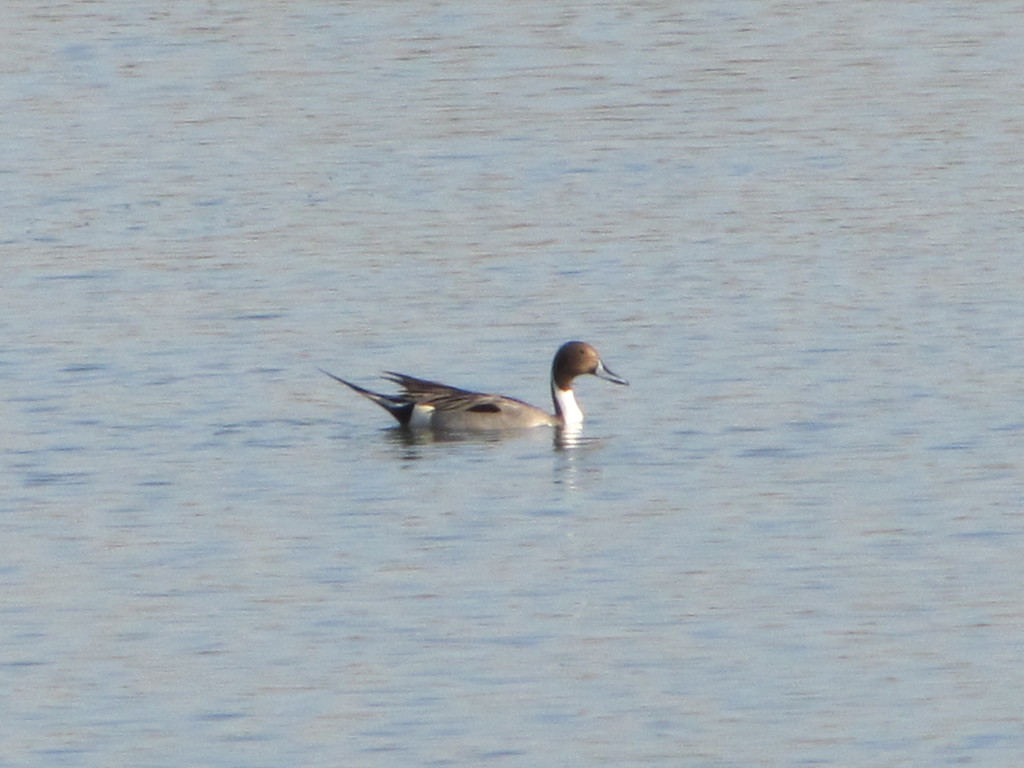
left=594, top=359, right=629, bottom=386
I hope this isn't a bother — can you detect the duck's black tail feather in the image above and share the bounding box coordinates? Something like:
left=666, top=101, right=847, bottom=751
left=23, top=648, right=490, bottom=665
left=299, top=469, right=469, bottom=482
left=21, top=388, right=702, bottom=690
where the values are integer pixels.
left=318, top=368, right=414, bottom=425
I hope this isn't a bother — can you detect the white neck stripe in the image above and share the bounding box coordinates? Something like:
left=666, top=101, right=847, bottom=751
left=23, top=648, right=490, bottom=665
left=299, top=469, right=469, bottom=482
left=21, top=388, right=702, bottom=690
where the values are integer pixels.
left=553, top=386, right=584, bottom=426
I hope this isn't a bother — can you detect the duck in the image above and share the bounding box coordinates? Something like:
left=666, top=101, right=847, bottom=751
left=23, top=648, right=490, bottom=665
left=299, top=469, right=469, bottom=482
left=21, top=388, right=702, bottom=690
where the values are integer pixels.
left=320, top=340, right=627, bottom=431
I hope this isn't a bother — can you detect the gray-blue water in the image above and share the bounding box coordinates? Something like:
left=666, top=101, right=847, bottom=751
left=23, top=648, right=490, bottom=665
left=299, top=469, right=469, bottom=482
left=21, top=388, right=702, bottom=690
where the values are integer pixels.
left=3, top=2, right=1024, bottom=766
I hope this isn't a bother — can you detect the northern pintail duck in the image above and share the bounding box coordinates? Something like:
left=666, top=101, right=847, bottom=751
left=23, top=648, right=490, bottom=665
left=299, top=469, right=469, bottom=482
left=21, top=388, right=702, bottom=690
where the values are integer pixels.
left=321, top=341, right=627, bottom=431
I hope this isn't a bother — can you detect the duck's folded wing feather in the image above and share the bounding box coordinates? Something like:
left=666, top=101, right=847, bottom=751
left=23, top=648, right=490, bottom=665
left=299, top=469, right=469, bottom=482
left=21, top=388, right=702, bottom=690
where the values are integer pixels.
left=383, top=372, right=484, bottom=400
left=382, top=372, right=536, bottom=415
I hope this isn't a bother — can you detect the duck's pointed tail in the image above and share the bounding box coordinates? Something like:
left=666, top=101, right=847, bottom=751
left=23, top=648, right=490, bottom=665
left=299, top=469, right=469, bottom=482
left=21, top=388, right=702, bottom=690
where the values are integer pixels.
left=318, top=368, right=414, bottom=425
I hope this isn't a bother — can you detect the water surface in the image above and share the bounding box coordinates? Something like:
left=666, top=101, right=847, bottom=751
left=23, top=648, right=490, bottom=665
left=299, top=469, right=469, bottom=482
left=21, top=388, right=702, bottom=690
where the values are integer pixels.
left=3, top=2, right=1024, bottom=766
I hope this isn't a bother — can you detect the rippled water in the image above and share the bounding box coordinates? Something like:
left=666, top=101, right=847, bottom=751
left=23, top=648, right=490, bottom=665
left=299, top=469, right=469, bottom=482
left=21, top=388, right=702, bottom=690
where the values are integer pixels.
left=3, top=2, right=1024, bottom=766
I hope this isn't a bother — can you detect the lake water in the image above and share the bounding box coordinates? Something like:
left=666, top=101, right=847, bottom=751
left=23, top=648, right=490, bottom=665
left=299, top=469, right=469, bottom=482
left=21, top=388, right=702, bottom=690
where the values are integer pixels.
left=3, top=1, right=1024, bottom=766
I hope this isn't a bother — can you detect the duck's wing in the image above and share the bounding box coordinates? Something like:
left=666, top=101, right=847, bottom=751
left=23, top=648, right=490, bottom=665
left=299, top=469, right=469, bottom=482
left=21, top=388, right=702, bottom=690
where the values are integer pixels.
left=382, top=372, right=486, bottom=403
left=383, top=371, right=548, bottom=417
